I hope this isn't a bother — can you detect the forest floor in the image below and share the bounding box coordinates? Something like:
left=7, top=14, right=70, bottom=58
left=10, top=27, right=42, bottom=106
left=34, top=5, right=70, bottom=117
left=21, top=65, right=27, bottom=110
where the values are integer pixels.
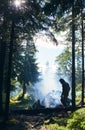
left=0, top=110, right=70, bottom=130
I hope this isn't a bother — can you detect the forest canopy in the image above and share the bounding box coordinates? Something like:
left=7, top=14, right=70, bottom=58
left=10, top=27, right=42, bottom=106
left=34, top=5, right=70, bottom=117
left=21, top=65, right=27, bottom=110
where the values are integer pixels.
left=0, top=0, right=85, bottom=120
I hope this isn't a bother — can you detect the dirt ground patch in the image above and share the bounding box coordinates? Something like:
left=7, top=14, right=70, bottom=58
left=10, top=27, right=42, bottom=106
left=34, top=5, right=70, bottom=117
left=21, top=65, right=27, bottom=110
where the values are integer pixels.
left=0, top=110, right=70, bottom=130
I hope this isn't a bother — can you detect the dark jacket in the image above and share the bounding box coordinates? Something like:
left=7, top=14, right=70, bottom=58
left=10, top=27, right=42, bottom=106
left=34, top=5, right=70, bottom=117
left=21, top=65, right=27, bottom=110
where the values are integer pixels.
left=61, top=81, right=70, bottom=99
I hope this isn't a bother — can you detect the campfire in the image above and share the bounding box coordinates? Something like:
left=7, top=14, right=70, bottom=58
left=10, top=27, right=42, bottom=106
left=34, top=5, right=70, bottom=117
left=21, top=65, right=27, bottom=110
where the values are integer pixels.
left=32, top=90, right=62, bottom=109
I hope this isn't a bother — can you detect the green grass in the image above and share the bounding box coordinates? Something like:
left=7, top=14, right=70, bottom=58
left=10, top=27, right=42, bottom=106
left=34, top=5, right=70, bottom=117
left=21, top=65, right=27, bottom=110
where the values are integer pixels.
left=41, top=108, right=85, bottom=130
left=41, top=117, right=67, bottom=130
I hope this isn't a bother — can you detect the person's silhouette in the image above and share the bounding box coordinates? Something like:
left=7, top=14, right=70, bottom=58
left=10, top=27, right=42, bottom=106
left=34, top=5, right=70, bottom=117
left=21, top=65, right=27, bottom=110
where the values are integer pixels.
left=59, top=78, right=70, bottom=106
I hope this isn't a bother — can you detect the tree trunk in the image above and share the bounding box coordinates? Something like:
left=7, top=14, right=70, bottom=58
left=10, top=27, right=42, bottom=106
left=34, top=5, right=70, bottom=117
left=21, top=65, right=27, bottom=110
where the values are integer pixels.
left=5, top=21, right=15, bottom=120
left=72, top=0, right=76, bottom=108
left=81, top=1, right=84, bottom=105
left=0, top=41, right=6, bottom=115
left=22, top=82, right=26, bottom=99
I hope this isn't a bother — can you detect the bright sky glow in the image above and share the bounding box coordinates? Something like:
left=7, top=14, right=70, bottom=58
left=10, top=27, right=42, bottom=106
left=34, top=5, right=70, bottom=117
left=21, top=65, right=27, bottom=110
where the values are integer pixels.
left=13, top=0, right=26, bottom=8
left=14, top=0, right=21, bottom=7
left=34, top=31, right=66, bottom=66
left=34, top=30, right=67, bottom=49
left=34, top=34, right=57, bottom=49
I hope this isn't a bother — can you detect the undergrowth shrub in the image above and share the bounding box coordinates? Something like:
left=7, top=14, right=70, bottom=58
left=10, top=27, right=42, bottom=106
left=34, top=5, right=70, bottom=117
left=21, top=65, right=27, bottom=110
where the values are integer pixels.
left=41, top=123, right=65, bottom=130
left=66, top=108, right=85, bottom=130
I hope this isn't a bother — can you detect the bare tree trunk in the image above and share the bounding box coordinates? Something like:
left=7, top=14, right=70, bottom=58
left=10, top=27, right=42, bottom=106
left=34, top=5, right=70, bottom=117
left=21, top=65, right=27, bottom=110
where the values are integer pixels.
left=72, top=0, right=76, bottom=108
left=22, top=82, right=26, bottom=99
left=0, top=41, right=6, bottom=115
left=5, top=21, right=15, bottom=120
left=81, top=0, right=84, bottom=105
